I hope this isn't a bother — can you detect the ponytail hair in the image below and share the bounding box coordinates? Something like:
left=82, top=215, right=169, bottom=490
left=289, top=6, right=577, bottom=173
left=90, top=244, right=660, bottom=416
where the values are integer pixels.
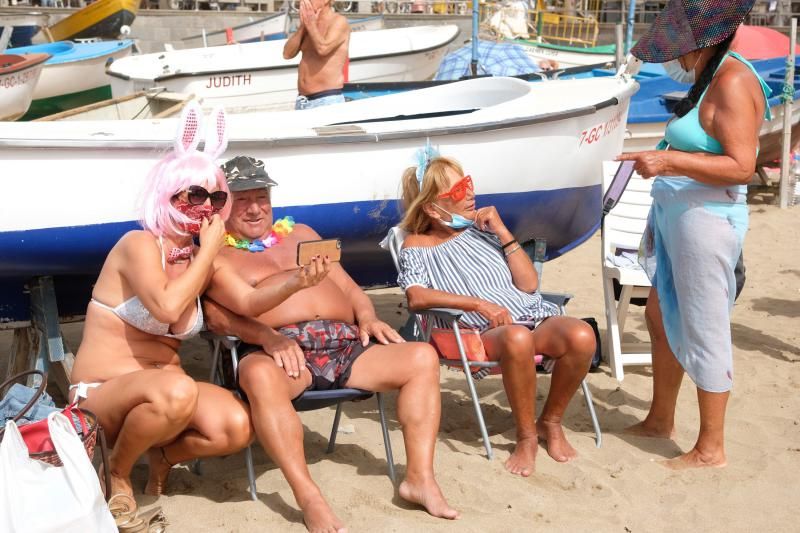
left=399, top=156, right=464, bottom=235
left=673, top=33, right=735, bottom=118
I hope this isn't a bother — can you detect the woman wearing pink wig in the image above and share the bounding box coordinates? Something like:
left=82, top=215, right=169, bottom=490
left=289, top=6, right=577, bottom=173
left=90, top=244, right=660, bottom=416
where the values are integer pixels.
left=69, top=105, right=329, bottom=523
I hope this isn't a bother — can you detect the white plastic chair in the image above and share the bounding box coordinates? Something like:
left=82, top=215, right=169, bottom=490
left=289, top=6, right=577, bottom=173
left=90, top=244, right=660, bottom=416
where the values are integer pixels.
left=382, top=227, right=602, bottom=459
left=600, top=161, right=654, bottom=381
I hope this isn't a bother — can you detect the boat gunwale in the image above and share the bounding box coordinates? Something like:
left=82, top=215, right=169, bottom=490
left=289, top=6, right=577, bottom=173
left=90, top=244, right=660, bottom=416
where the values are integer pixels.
left=0, top=92, right=629, bottom=149
left=0, top=52, right=49, bottom=75
left=106, top=27, right=460, bottom=82
left=181, top=11, right=287, bottom=42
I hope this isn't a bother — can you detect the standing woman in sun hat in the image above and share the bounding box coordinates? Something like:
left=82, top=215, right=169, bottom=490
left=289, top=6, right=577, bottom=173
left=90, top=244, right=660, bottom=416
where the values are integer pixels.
left=616, top=0, right=772, bottom=469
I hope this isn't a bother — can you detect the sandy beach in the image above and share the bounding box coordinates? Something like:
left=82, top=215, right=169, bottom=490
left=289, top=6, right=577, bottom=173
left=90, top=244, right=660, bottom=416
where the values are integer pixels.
left=2, top=200, right=798, bottom=532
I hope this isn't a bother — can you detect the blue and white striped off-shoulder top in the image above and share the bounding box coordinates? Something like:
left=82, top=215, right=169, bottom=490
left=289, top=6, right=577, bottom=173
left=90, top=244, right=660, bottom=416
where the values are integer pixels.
left=397, top=227, right=560, bottom=330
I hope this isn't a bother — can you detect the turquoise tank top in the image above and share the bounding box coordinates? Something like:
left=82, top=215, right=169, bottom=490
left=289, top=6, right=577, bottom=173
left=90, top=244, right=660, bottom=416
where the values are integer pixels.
left=654, top=51, right=773, bottom=195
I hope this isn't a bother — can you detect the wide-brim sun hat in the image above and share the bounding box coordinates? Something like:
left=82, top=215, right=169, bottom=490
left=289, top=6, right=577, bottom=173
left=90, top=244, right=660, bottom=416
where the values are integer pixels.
left=630, top=0, right=756, bottom=63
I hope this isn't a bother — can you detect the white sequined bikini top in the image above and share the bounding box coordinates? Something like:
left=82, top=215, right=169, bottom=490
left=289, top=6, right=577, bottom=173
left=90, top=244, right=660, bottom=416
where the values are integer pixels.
left=90, top=236, right=204, bottom=341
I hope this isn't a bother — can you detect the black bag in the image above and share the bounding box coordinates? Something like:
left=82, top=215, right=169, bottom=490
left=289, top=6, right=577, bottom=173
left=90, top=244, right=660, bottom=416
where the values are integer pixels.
left=581, top=317, right=602, bottom=371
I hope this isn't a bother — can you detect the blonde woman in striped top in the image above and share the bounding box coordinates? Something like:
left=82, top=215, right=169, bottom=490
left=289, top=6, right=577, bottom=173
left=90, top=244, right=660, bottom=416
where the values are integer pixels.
left=398, top=156, right=596, bottom=477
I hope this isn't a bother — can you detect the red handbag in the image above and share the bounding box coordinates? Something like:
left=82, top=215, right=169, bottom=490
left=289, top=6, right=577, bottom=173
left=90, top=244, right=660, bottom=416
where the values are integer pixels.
left=0, top=370, right=100, bottom=467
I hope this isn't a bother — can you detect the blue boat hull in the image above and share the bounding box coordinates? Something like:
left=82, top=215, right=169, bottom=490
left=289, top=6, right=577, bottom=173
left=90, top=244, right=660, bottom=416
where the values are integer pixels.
left=0, top=186, right=599, bottom=324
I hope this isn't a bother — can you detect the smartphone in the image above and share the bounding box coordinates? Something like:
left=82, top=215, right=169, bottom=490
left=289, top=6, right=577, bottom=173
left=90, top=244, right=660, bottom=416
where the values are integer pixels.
left=296, top=238, right=342, bottom=266
left=603, top=160, right=636, bottom=215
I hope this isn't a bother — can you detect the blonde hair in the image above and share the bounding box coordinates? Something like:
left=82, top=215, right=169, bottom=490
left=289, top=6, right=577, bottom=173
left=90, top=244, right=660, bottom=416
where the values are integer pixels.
left=399, top=156, right=464, bottom=235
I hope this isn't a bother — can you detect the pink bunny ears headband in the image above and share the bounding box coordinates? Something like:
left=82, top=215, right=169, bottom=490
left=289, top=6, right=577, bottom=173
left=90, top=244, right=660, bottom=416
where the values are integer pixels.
left=174, top=101, right=228, bottom=160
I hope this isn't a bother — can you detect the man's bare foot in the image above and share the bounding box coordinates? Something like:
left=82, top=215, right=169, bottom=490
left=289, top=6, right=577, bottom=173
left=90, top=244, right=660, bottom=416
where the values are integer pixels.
left=144, top=448, right=173, bottom=496
left=536, top=419, right=577, bottom=462
left=624, top=420, right=676, bottom=439
left=661, top=447, right=727, bottom=470
left=398, top=476, right=460, bottom=520
left=300, top=494, right=347, bottom=533
left=504, top=436, right=537, bottom=476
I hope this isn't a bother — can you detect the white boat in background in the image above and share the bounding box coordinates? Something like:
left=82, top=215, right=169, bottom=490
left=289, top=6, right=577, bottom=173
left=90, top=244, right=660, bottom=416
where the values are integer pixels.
left=106, top=25, right=461, bottom=111
left=348, top=14, right=385, bottom=32
left=0, top=52, right=49, bottom=120
left=181, top=11, right=289, bottom=48
left=0, top=74, right=637, bottom=324
left=7, top=39, right=134, bottom=119
left=513, top=40, right=616, bottom=68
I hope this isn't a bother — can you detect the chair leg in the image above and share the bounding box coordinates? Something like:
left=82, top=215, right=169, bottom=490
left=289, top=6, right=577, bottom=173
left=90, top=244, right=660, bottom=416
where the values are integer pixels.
left=208, top=339, right=221, bottom=384
left=326, top=402, right=344, bottom=454
left=580, top=379, right=602, bottom=448
left=452, top=322, right=493, bottom=460
left=376, top=392, right=396, bottom=484
left=244, top=444, right=258, bottom=501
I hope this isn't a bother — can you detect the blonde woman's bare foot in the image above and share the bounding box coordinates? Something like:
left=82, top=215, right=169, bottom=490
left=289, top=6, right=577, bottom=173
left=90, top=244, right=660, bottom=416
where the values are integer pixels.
left=144, top=448, right=173, bottom=496
left=398, top=476, right=460, bottom=520
left=624, top=420, right=676, bottom=439
left=300, top=494, right=347, bottom=533
left=536, top=419, right=577, bottom=462
left=504, top=436, right=537, bottom=476
left=661, top=448, right=727, bottom=470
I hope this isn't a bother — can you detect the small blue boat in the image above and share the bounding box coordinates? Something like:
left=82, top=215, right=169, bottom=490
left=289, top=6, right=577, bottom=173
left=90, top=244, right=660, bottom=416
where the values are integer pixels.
left=6, top=39, right=135, bottom=120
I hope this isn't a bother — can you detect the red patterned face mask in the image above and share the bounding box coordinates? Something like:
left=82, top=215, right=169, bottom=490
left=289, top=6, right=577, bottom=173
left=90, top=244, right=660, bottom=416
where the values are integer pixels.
left=173, top=200, right=214, bottom=235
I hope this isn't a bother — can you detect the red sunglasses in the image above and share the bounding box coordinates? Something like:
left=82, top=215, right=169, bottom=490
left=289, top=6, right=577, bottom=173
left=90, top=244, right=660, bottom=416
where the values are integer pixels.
left=437, top=175, right=474, bottom=202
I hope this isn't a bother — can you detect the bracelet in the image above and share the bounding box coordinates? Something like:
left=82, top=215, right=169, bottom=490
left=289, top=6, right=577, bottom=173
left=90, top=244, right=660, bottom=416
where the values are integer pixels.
left=504, top=243, right=521, bottom=257
left=501, top=239, right=518, bottom=250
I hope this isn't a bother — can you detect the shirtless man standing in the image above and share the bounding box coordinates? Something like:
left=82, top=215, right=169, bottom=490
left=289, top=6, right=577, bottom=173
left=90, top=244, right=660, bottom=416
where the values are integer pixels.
left=203, top=156, right=459, bottom=532
left=283, top=0, right=350, bottom=110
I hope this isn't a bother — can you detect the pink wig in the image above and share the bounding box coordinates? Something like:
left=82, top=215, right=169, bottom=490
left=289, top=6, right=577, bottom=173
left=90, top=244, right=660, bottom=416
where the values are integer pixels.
left=138, top=104, right=231, bottom=237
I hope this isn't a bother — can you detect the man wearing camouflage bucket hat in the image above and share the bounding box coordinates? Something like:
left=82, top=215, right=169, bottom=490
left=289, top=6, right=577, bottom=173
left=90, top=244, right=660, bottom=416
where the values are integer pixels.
left=617, top=1, right=772, bottom=469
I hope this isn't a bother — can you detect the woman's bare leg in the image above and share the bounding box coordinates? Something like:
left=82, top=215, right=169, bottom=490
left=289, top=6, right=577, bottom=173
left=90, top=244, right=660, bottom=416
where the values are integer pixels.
left=664, top=388, right=729, bottom=469
left=531, top=316, right=595, bottom=462
left=626, top=288, right=684, bottom=439
left=77, top=370, right=199, bottom=500
left=346, top=342, right=459, bottom=520
left=481, top=325, right=538, bottom=476
left=146, top=382, right=254, bottom=495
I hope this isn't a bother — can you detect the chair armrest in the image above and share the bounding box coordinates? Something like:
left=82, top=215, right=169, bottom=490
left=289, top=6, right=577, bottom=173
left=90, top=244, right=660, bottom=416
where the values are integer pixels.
left=415, top=307, right=464, bottom=321
left=541, top=291, right=573, bottom=308
left=200, top=330, right=241, bottom=343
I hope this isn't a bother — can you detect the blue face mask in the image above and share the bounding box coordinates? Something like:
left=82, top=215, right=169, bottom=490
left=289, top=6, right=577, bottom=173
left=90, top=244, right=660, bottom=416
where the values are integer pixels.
left=432, top=203, right=474, bottom=229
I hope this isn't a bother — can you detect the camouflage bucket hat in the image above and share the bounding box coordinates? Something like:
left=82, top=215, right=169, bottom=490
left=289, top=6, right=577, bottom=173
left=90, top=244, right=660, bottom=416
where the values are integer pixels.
left=221, top=155, right=278, bottom=192
left=630, top=0, right=755, bottom=63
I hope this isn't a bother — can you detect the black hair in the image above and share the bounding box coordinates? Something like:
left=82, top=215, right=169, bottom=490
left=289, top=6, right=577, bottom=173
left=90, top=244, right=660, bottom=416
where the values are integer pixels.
left=673, top=33, right=736, bottom=118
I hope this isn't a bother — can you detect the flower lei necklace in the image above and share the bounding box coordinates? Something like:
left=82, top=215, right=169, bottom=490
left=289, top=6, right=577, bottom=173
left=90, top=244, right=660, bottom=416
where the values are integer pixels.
left=224, top=216, right=295, bottom=252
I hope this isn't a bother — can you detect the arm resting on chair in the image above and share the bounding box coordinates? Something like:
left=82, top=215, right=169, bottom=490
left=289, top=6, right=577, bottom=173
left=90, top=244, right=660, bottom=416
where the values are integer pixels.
left=203, top=297, right=275, bottom=347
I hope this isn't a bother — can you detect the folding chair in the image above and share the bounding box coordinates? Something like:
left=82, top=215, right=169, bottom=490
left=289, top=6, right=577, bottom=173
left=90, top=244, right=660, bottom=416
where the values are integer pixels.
left=382, top=228, right=602, bottom=460
left=600, top=160, right=654, bottom=380
left=201, top=332, right=396, bottom=501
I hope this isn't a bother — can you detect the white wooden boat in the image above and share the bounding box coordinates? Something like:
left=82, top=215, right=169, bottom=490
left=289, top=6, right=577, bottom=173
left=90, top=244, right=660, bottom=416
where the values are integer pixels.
left=0, top=52, right=48, bottom=120
left=348, top=14, right=385, bottom=32
left=512, top=40, right=615, bottom=68
left=181, top=12, right=289, bottom=48
left=33, top=89, right=195, bottom=121
left=0, top=75, right=637, bottom=324
left=7, top=39, right=134, bottom=119
left=106, top=25, right=461, bottom=111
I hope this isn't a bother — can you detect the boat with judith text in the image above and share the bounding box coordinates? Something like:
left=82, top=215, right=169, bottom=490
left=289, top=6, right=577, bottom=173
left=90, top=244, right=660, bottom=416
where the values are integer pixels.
left=106, top=25, right=460, bottom=111
left=0, top=74, right=637, bottom=323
